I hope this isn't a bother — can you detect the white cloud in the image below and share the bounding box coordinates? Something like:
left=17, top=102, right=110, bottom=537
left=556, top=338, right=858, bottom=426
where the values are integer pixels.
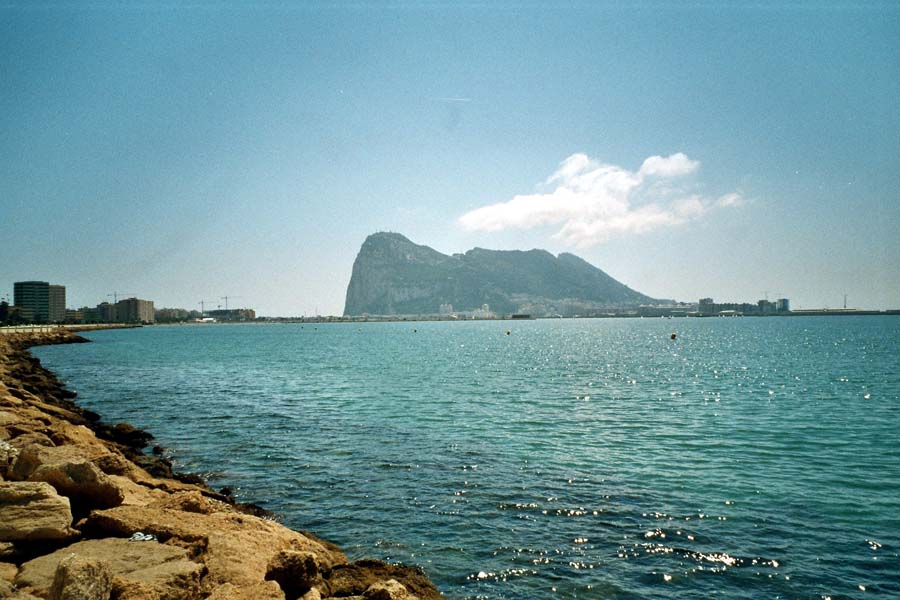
left=638, top=152, right=700, bottom=178
left=458, top=152, right=741, bottom=247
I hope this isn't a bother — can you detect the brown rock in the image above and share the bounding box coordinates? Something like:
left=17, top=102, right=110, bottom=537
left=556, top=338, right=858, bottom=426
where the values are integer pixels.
left=92, top=453, right=133, bottom=477
left=364, top=579, right=418, bottom=600
left=6, top=432, right=54, bottom=450
left=10, top=444, right=125, bottom=514
left=30, top=459, right=124, bottom=510
left=109, top=578, right=162, bottom=600
left=202, top=526, right=340, bottom=590
left=84, top=505, right=346, bottom=588
left=49, top=554, right=113, bottom=600
left=0, top=411, right=22, bottom=429
left=206, top=581, right=285, bottom=600
left=105, top=475, right=167, bottom=507
left=15, top=538, right=203, bottom=600
left=265, top=550, right=319, bottom=600
left=0, top=542, right=14, bottom=560
left=298, top=588, right=322, bottom=600
left=11, top=444, right=84, bottom=480
left=44, top=425, right=115, bottom=460
left=84, top=505, right=211, bottom=543
left=0, top=440, right=18, bottom=478
left=327, top=561, right=441, bottom=600
left=0, top=579, right=43, bottom=599
left=0, top=481, right=76, bottom=542
left=154, top=491, right=218, bottom=515
left=0, top=561, right=18, bottom=582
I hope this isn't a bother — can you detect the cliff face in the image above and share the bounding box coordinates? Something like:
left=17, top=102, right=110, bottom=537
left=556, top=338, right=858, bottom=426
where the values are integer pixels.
left=343, top=232, right=660, bottom=316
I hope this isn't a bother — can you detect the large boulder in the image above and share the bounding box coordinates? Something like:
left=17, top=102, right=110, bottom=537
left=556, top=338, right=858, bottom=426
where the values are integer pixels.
left=6, top=432, right=55, bottom=450
left=0, top=481, right=76, bottom=542
left=264, top=550, right=320, bottom=600
left=48, top=554, right=113, bottom=600
left=0, top=561, right=18, bottom=582
left=327, top=560, right=441, bottom=600
left=15, top=538, right=203, bottom=600
left=84, top=505, right=346, bottom=589
left=364, top=579, right=419, bottom=600
left=12, top=445, right=124, bottom=512
left=206, top=581, right=285, bottom=600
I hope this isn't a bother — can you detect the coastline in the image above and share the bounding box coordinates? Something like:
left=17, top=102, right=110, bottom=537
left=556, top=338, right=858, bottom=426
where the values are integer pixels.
left=0, top=330, right=441, bottom=600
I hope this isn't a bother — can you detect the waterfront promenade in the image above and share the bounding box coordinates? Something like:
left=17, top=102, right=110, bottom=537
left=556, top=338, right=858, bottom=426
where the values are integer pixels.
left=0, top=324, right=142, bottom=336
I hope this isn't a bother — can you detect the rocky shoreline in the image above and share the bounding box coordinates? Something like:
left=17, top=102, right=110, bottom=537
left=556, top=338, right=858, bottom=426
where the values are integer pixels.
left=0, top=330, right=441, bottom=600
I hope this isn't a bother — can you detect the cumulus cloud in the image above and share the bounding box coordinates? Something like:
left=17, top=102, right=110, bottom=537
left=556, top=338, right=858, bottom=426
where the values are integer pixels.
left=458, top=152, right=741, bottom=247
left=638, top=152, right=700, bottom=178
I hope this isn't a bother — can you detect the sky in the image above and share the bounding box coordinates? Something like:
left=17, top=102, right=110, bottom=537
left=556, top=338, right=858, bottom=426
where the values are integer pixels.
left=1, top=1, right=898, bottom=316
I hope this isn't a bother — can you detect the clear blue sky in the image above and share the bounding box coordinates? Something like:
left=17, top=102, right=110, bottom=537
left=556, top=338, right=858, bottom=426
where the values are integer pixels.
left=2, top=1, right=898, bottom=315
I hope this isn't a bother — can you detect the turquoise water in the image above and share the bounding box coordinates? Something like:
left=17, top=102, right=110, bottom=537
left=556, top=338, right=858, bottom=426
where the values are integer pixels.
left=33, top=317, right=900, bottom=599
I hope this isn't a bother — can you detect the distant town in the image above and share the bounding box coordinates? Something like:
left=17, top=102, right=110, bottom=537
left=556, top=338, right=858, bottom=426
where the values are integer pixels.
left=0, top=281, right=255, bottom=326
left=1, top=280, right=897, bottom=327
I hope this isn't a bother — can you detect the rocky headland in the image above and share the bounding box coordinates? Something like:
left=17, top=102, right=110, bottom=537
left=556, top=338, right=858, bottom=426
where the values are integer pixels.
left=344, top=232, right=662, bottom=317
left=0, top=330, right=441, bottom=600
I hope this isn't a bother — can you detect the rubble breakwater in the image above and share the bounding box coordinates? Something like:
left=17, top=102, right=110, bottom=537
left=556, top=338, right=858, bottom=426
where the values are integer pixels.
left=0, top=330, right=441, bottom=600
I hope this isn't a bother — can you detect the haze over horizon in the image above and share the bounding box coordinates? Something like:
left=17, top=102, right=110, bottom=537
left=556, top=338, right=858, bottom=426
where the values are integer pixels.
left=2, top=2, right=898, bottom=316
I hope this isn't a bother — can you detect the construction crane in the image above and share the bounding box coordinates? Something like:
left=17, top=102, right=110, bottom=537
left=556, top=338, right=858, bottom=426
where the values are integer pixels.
left=107, top=291, right=135, bottom=303
left=198, top=300, right=216, bottom=317
left=220, top=295, right=242, bottom=311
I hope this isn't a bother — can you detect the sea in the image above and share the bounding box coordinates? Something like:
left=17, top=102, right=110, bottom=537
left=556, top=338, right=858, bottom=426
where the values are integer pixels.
left=32, top=317, right=900, bottom=599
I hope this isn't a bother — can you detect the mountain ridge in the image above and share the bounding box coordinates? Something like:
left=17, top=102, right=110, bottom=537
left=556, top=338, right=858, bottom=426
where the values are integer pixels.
left=343, top=232, right=662, bottom=316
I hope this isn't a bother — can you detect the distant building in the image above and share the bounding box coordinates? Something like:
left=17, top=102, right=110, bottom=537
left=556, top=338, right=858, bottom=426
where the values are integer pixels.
left=97, top=302, right=117, bottom=323
left=49, top=284, right=66, bottom=323
left=439, top=303, right=454, bottom=315
left=65, top=309, right=84, bottom=324
left=14, top=281, right=51, bottom=323
left=472, top=304, right=494, bottom=319
left=639, top=304, right=690, bottom=317
left=696, top=296, right=790, bottom=317
left=757, top=299, right=776, bottom=315
left=205, top=308, right=256, bottom=322
left=13, top=281, right=67, bottom=323
left=81, top=306, right=101, bottom=323
left=155, top=308, right=199, bottom=323
left=115, top=297, right=155, bottom=324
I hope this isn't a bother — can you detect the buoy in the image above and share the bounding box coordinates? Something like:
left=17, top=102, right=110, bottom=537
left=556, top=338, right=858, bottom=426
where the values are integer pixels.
left=670, top=333, right=677, bottom=340
left=506, top=330, right=511, bottom=336
left=413, top=328, right=417, bottom=333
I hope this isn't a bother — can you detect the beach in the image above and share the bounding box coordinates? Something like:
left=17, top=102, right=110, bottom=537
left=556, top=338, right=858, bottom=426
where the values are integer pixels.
left=0, top=330, right=441, bottom=600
